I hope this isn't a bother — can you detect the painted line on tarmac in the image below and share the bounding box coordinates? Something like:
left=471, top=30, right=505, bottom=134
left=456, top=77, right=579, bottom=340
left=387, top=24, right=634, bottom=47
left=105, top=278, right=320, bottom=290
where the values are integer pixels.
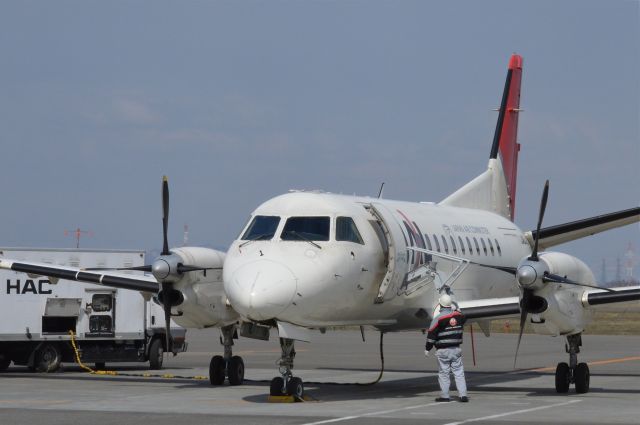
left=441, top=399, right=582, bottom=425
left=531, top=356, right=640, bottom=372
left=299, top=401, right=447, bottom=425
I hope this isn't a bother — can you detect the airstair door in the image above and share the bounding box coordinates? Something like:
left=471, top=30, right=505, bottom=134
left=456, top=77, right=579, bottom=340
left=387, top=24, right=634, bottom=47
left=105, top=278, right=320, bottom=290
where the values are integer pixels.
left=367, top=203, right=409, bottom=303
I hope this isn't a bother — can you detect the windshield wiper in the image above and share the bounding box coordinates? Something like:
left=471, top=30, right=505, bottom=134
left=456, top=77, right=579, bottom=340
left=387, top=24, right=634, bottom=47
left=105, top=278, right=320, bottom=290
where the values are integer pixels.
left=239, top=233, right=271, bottom=248
left=285, top=231, right=322, bottom=249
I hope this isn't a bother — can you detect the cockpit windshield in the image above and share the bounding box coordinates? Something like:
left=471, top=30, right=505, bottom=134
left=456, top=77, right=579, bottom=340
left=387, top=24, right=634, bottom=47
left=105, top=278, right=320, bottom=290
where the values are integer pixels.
left=281, top=216, right=330, bottom=241
left=336, top=217, right=364, bottom=244
left=240, top=215, right=281, bottom=241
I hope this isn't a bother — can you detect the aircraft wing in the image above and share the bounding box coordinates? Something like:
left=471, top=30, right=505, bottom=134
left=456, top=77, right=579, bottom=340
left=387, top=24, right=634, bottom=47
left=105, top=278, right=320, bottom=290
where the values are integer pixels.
left=457, top=285, right=640, bottom=322
left=582, top=285, right=640, bottom=308
left=525, top=206, right=639, bottom=250
left=0, top=258, right=159, bottom=293
left=457, top=297, right=520, bottom=320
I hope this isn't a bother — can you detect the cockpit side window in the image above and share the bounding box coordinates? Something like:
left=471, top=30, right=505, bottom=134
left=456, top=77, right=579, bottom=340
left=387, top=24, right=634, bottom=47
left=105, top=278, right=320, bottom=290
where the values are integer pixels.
left=336, top=217, right=364, bottom=244
left=281, top=216, right=330, bottom=241
left=240, top=215, right=281, bottom=241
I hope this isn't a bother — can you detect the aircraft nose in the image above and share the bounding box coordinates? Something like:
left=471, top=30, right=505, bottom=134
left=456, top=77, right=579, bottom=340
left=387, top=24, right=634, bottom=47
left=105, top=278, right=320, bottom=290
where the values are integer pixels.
left=225, top=260, right=297, bottom=321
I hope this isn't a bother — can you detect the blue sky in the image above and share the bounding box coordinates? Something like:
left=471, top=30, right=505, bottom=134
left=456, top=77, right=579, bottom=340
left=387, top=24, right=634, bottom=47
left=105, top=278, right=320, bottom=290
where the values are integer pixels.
left=0, top=0, right=638, bottom=281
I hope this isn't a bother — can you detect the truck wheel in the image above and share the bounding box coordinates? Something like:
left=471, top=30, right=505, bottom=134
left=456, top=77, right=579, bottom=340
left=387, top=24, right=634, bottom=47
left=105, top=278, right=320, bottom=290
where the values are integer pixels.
left=0, top=357, right=11, bottom=372
left=35, top=343, right=61, bottom=373
left=148, top=338, right=164, bottom=370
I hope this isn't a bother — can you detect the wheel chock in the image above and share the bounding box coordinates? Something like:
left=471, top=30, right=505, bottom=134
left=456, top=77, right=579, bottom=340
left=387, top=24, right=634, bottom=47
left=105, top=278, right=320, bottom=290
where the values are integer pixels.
left=267, top=395, right=315, bottom=403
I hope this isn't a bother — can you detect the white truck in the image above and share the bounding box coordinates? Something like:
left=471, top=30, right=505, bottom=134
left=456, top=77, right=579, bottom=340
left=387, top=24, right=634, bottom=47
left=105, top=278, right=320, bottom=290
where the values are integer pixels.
left=0, top=247, right=186, bottom=372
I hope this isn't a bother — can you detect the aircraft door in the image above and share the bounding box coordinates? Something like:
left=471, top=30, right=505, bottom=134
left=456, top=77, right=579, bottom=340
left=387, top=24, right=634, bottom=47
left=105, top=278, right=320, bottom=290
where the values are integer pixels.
left=367, top=203, right=409, bottom=303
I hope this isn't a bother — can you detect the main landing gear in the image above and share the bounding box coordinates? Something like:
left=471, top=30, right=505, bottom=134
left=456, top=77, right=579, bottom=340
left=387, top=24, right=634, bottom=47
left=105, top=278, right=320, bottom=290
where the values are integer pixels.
left=209, top=324, right=245, bottom=386
left=269, top=338, right=304, bottom=398
left=555, top=333, right=590, bottom=394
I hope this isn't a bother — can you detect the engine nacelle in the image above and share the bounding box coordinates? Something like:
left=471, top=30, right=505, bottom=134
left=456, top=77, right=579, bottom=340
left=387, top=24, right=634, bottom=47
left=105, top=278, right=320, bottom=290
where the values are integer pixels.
left=159, top=247, right=240, bottom=329
left=521, top=252, right=596, bottom=336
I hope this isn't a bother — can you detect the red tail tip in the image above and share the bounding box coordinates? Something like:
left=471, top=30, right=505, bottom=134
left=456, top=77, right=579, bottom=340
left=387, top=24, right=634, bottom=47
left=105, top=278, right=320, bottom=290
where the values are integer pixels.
left=509, top=54, right=523, bottom=70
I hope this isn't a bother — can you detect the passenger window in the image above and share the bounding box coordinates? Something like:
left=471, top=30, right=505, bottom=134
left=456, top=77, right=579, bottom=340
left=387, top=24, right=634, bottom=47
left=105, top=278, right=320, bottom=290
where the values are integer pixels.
left=282, top=216, right=330, bottom=241
left=441, top=235, right=449, bottom=254
left=433, top=234, right=441, bottom=252
left=466, top=237, right=473, bottom=255
left=424, top=234, right=432, bottom=251
left=473, top=237, right=480, bottom=255
left=336, top=217, right=364, bottom=244
left=241, top=215, right=280, bottom=241
left=481, top=238, right=488, bottom=255
left=495, top=238, right=502, bottom=256
left=488, top=239, right=495, bottom=256
left=458, top=236, right=465, bottom=255
left=450, top=236, right=457, bottom=254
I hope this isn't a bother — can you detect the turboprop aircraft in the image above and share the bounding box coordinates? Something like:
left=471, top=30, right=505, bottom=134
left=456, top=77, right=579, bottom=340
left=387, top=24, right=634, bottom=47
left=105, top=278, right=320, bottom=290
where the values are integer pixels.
left=1, top=54, right=639, bottom=398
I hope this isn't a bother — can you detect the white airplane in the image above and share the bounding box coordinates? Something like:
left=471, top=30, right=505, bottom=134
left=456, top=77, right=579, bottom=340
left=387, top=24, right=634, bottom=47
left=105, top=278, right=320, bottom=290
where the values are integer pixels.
left=1, top=54, right=638, bottom=399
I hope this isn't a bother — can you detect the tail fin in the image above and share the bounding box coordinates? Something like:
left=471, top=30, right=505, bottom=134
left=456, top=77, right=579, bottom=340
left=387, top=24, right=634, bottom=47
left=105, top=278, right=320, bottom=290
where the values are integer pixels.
left=440, top=54, right=523, bottom=221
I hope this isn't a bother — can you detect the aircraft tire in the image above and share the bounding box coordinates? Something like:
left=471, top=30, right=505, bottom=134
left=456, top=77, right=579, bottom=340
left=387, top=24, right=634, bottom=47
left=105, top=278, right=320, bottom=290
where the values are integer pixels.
left=209, top=355, right=225, bottom=385
left=270, top=377, right=284, bottom=396
left=227, top=356, right=244, bottom=386
left=286, top=377, right=304, bottom=398
left=555, top=362, right=570, bottom=393
left=574, top=362, right=590, bottom=394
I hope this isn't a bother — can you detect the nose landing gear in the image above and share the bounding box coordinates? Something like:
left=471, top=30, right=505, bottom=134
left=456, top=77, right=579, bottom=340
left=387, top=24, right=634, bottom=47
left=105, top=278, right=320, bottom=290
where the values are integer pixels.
left=269, top=338, right=304, bottom=398
left=209, top=324, right=245, bottom=386
left=555, top=333, right=590, bottom=394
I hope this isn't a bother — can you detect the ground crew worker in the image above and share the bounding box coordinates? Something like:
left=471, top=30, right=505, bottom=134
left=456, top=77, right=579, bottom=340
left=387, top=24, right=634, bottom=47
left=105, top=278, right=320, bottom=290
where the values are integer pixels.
left=424, top=293, right=468, bottom=402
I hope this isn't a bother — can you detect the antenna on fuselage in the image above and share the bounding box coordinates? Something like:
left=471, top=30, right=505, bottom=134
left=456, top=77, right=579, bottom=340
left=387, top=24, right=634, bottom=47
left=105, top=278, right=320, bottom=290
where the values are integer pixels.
left=377, top=182, right=385, bottom=199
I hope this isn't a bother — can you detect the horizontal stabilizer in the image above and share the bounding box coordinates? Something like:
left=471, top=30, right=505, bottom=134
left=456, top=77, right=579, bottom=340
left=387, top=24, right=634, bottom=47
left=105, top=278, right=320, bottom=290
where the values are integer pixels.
left=525, top=207, right=640, bottom=250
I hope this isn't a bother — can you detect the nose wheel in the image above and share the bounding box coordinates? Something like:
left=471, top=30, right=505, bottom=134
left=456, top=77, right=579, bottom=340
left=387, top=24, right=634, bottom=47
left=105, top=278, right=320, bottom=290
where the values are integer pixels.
left=555, top=334, right=590, bottom=394
left=269, top=338, right=305, bottom=398
left=209, top=324, right=245, bottom=386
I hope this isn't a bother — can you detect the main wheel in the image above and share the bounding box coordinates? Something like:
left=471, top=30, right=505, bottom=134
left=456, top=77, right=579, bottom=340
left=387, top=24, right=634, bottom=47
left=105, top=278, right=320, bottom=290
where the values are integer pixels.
left=270, top=377, right=284, bottom=396
left=209, top=355, right=225, bottom=385
left=574, top=362, right=590, bottom=394
left=35, top=343, right=61, bottom=373
left=0, top=357, right=11, bottom=372
left=555, top=362, right=570, bottom=393
left=227, top=356, right=245, bottom=386
left=286, top=377, right=304, bottom=399
left=148, top=338, right=164, bottom=370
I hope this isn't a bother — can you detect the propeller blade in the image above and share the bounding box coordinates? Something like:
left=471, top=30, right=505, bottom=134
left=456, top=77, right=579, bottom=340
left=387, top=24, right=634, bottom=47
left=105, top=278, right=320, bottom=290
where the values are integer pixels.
left=84, top=265, right=153, bottom=272
left=514, top=289, right=532, bottom=368
left=543, top=272, right=615, bottom=292
left=470, top=261, right=517, bottom=275
left=161, top=176, right=170, bottom=256
left=529, top=180, right=549, bottom=261
left=161, top=282, right=173, bottom=355
left=176, top=264, right=222, bottom=274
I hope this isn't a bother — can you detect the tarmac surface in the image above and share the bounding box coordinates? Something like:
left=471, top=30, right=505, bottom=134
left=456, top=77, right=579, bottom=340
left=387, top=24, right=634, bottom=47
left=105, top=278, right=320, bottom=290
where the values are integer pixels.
left=1, top=329, right=639, bottom=424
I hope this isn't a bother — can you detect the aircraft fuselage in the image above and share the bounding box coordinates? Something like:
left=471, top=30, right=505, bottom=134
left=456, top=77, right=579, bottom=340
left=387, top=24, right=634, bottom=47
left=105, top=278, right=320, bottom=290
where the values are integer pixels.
left=223, top=191, right=530, bottom=330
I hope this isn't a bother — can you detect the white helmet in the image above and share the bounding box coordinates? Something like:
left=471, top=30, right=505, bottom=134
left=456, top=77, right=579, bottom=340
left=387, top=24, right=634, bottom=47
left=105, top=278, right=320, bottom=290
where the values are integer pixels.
left=439, top=293, right=452, bottom=308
